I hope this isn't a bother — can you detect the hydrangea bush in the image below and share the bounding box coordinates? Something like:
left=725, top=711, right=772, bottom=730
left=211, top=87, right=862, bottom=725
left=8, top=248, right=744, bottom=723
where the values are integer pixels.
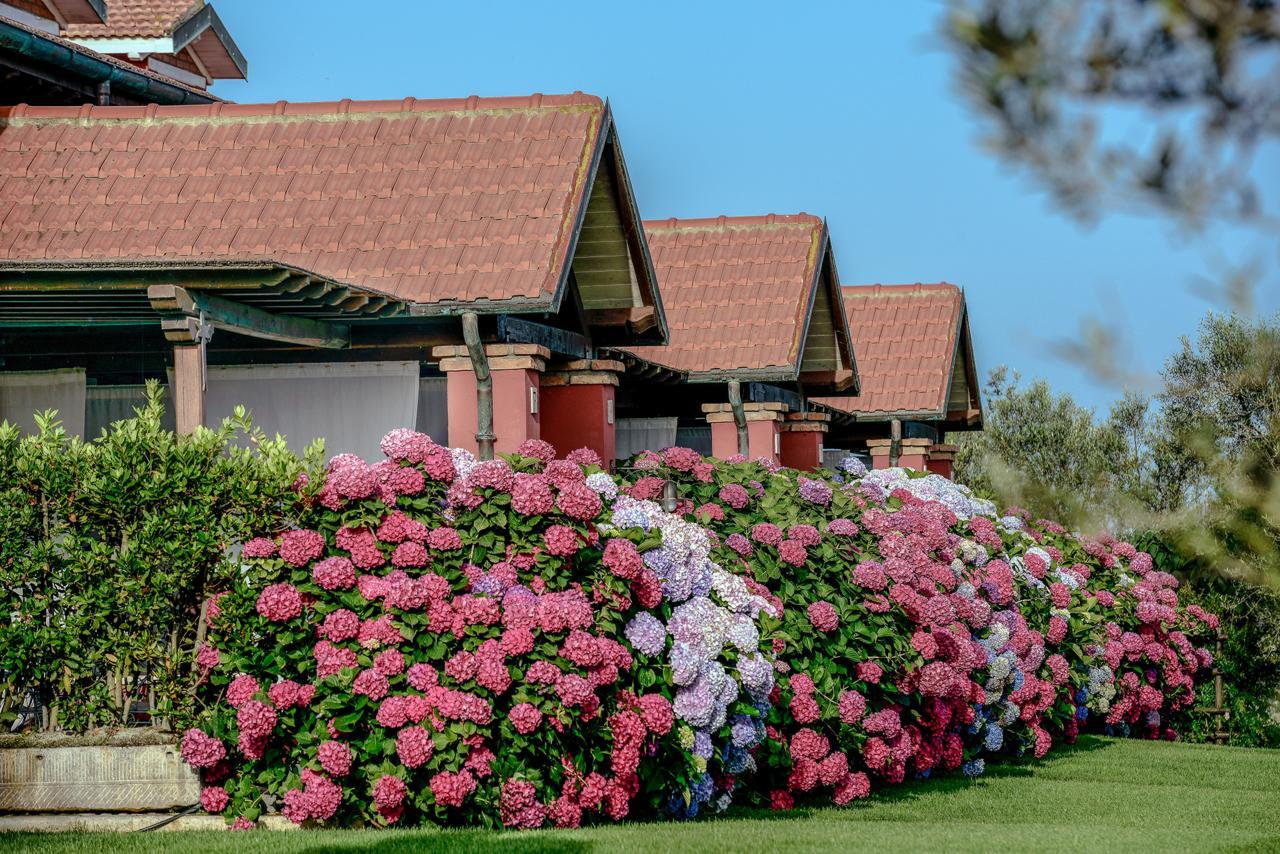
left=184, top=434, right=777, bottom=828
left=620, top=449, right=1217, bottom=808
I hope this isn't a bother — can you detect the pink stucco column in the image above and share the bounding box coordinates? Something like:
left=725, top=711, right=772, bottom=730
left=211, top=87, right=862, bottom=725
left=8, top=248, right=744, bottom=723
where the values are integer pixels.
left=703, top=402, right=786, bottom=464
left=540, top=359, right=623, bottom=466
left=433, top=343, right=547, bottom=456
left=778, top=411, right=830, bottom=471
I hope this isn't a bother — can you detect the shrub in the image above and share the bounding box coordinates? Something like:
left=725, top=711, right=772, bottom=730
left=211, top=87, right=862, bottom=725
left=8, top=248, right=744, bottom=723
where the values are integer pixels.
left=186, top=434, right=777, bottom=827
left=620, top=450, right=1217, bottom=807
left=0, top=384, right=307, bottom=733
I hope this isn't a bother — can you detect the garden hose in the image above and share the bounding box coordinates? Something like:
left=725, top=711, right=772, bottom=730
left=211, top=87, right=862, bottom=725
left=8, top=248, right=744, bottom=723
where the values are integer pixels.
left=136, top=803, right=201, bottom=832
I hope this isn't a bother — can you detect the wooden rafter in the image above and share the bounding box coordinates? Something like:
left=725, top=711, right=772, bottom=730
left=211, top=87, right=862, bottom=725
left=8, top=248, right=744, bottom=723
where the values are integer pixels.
left=147, top=284, right=350, bottom=349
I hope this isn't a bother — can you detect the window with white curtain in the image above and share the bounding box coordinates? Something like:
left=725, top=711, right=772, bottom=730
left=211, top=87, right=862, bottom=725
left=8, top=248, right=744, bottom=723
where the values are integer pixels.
left=615, top=416, right=679, bottom=461
left=202, top=362, right=421, bottom=463
left=0, top=368, right=87, bottom=438
left=85, top=384, right=177, bottom=439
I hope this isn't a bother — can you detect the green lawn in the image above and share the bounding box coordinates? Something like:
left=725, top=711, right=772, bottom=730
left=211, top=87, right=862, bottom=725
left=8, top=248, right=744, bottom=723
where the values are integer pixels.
left=4, top=736, right=1278, bottom=854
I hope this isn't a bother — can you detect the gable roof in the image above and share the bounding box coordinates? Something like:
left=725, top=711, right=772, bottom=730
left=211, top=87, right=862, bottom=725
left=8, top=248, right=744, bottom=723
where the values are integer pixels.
left=64, top=0, right=196, bottom=38
left=816, top=283, right=981, bottom=424
left=622, top=214, right=856, bottom=390
left=0, top=13, right=218, bottom=105
left=0, top=93, right=666, bottom=340
left=62, top=1, right=246, bottom=81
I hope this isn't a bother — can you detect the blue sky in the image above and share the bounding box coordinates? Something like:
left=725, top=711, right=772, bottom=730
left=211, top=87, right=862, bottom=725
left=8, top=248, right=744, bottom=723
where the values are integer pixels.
left=214, top=0, right=1278, bottom=412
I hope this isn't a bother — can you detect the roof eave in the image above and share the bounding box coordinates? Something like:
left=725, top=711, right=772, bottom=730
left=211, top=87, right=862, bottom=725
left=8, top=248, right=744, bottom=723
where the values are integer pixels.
left=49, top=0, right=106, bottom=24
left=601, top=99, right=670, bottom=345
left=172, top=3, right=247, bottom=80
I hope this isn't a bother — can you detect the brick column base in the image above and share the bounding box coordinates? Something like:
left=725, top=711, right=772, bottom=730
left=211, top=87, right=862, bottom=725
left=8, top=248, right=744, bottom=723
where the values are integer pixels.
left=433, top=344, right=547, bottom=456
left=540, top=359, right=622, bottom=466
left=702, top=402, right=786, bottom=464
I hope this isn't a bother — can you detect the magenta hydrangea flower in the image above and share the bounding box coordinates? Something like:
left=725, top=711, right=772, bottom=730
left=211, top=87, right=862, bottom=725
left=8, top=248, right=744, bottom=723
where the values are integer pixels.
left=725, top=533, right=753, bottom=557
left=396, top=726, right=434, bottom=768
left=180, top=728, right=226, bottom=768
left=511, top=473, right=555, bottom=515
left=543, top=525, right=581, bottom=557
left=427, top=527, right=463, bottom=551
left=372, top=774, right=407, bottom=823
left=430, top=770, right=476, bottom=809
left=516, top=438, right=557, bottom=463
left=241, top=537, right=277, bottom=559
left=200, top=785, right=229, bottom=813
left=256, top=583, right=302, bottom=622
left=602, top=538, right=643, bottom=579
left=226, top=674, right=260, bottom=708
left=718, top=483, right=749, bottom=509
left=317, top=740, right=352, bottom=777
left=565, top=447, right=602, bottom=467
left=556, top=482, right=603, bottom=521
left=509, top=702, right=543, bottom=735
left=807, top=600, right=839, bottom=632
left=278, top=529, right=325, bottom=566
left=312, top=556, right=356, bottom=590
left=750, top=522, right=783, bottom=546
left=778, top=539, right=808, bottom=566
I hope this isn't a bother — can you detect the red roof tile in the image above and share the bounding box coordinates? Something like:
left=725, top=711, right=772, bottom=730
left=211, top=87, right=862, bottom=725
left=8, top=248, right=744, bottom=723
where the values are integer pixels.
left=625, top=214, right=829, bottom=377
left=64, top=0, right=199, bottom=39
left=0, top=94, right=608, bottom=308
left=817, top=283, right=965, bottom=417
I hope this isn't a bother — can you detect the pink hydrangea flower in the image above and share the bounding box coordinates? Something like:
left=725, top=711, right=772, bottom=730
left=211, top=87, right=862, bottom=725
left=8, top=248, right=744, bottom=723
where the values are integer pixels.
left=543, top=525, right=581, bottom=557
left=396, top=726, right=434, bottom=768
left=317, top=741, right=352, bottom=777
left=430, top=770, right=477, bottom=809
left=200, top=786, right=229, bottom=813
left=718, top=483, right=749, bottom=509
left=256, top=583, right=302, bottom=622
left=241, top=537, right=276, bottom=559
left=180, top=729, right=226, bottom=768
left=510, top=702, right=543, bottom=735
left=278, top=529, right=325, bottom=566
left=226, top=675, right=260, bottom=708
left=807, top=600, right=839, bottom=632
left=372, top=775, right=407, bottom=823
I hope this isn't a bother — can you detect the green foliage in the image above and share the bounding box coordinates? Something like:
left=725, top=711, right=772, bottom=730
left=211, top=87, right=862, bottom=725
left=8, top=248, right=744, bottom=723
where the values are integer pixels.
left=1137, top=531, right=1280, bottom=749
left=952, top=366, right=1124, bottom=526
left=0, top=382, right=313, bottom=733
left=945, top=0, right=1279, bottom=226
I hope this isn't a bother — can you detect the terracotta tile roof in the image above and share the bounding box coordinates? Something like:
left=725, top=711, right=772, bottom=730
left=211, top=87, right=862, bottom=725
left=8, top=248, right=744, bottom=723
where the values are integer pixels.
left=818, top=283, right=965, bottom=417
left=0, top=93, right=611, bottom=308
left=64, top=0, right=200, bottom=39
left=625, top=214, right=830, bottom=378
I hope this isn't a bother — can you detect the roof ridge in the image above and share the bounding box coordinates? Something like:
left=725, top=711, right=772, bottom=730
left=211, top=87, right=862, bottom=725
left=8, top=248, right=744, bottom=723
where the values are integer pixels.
left=642, top=213, right=823, bottom=231
left=841, top=282, right=961, bottom=295
left=0, top=92, right=603, bottom=123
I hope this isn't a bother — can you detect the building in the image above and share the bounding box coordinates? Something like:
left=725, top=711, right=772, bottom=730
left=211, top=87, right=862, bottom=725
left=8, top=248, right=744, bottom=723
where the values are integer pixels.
left=1, top=0, right=223, bottom=105
left=815, top=283, right=982, bottom=476
left=617, top=214, right=859, bottom=470
left=0, top=6, right=985, bottom=476
left=0, top=93, right=668, bottom=463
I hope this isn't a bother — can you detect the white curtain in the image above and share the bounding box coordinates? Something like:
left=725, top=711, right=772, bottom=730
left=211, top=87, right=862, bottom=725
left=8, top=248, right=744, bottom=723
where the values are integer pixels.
left=85, top=384, right=176, bottom=438
left=615, top=416, right=679, bottom=461
left=0, top=368, right=86, bottom=438
left=203, top=362, right=420, bottom=463
left=415, top=378, right=448, bottom=444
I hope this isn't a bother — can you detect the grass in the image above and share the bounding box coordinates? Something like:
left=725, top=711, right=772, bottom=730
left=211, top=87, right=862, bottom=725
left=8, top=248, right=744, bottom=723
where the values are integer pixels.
left=3, top=736, right=1278, bottom=854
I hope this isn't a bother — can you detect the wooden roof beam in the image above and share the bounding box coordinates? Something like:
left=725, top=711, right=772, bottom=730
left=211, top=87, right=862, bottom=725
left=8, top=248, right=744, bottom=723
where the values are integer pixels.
left=147, top=284, right=349, bottom=349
